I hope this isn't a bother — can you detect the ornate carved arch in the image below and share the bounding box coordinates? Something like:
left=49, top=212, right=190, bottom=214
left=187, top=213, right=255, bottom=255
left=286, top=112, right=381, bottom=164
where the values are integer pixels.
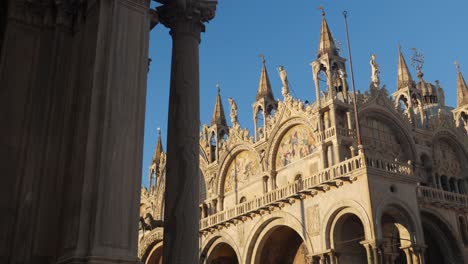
left=138, top=227, right=164, bottom=261
left=265, top=117, right=316, bottom=173
left=359, top=104, right=417, bottom=161
left=432, top=129, right=468, bottom=177
left=217, top=144, right=262, bottom=196
left=243, top=211, right=314, bottom=263
left=200, top=232, right=242, bottom=263
left=321, top=199, right=373, bottom=249
left=374, top=197, right=423, bottom=244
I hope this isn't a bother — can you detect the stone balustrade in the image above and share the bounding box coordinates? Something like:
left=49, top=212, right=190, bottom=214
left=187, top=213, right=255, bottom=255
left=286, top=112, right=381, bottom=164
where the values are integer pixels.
left=316, top=127, right=354, bottom=142
left=200, top=154, right=365, bottom=230
left=417, top=185, right=468, bottom=209
left=365, top=156, right=413, bottom=176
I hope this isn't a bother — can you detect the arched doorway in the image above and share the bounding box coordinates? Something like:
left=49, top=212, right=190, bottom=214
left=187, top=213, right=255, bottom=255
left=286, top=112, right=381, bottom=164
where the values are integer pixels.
left=421, top=212, right=462, bottom=264
left=145, top=242, right=163, bottom=264
left=332, top=213, right=367, bottom=263
left=255, top=225, right=307, bottom=264
left=381, top=215, right=410, bottom=264
left=206, top=242, right=239, bottom=264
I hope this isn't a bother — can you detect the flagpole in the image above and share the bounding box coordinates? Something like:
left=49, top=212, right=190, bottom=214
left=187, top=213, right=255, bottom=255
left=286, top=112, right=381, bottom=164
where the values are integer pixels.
left=343, top=11, right=363, bottom=150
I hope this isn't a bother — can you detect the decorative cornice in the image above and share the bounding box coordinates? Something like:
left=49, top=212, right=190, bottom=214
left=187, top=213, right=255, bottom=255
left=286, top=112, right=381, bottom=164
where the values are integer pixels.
left=8, top=0, right=86, bottom=30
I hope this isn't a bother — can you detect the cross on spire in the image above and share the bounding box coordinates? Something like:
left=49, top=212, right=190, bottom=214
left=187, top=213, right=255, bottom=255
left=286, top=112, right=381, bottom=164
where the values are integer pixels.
left=318, top=6, right=325, bottom=16
left=259, top=54, right=265, bottom=64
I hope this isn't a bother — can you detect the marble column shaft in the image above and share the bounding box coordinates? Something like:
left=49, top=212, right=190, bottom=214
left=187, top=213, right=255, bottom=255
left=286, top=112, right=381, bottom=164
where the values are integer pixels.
left=0, top=0, right=150, bottom=263
left=158, top=3, right=216, bottom=264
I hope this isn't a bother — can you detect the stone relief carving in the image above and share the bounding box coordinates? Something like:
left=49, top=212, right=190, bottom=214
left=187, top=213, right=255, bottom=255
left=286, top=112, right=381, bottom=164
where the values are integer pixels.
left=434, top=140, right=462, bottom=177
left=307, top=205, right=320, bottom=236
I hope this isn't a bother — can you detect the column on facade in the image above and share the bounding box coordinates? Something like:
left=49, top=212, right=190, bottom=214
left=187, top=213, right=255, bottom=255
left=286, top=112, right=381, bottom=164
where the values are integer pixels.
left=371, top=242, right=383, bottom=264
left=341, top=75, right=349, bottom=102
left=216, top=196, right=224, bottom=212
left=402, top=247, right=413, bottom=264
left=346, top=111, right=353, bottom=130
left=361, top=242, right=374, bottom=264
left=157, top=2, right=216, bottom=263
left=319, top=254, right=327, bottom=264
left=328, top=251, right=337, bottom=264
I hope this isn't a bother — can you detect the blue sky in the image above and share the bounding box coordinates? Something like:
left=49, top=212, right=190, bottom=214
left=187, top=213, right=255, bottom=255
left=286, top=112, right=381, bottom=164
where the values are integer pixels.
left=142, top=0, right=468, bottom=186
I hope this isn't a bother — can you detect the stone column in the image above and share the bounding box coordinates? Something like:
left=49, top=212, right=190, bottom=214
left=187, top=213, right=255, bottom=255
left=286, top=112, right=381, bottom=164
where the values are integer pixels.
left=1, top=0, right=151, bottom=263
left=157, top=2, right=217, bottom=263
left=217, top=196, right=224, bottom=212
left=402, top=247, right=413, bottom=264
left=362, top=243, right=374, bottom=264
left=319, top=254, right=326, bottom=264
left=346, top=111, right=353, bottom=130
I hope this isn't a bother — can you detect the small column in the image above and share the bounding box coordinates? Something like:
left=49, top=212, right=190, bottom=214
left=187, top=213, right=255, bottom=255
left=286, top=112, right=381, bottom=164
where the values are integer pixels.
left=371, top=243, right=383, bottom=264
left=341, top=74, right=349, bottom=102
left=333, top=141, right=341, bottom=165
left=362, top=243, right=374, bottom=264
left=328, top=251, right=337, bottom=264
left=217, top=196, right=224, bottom=212
left=319, top=254, right=326, bottom=264
left=313, top=72, right=322, bottom=108
left=158, top=2, right=217, bottom=264
left=349, top=146, right=356, bottom=158
left=346, top=111, right=353, bottom=130
left=401, top=247, right=413, bottom=264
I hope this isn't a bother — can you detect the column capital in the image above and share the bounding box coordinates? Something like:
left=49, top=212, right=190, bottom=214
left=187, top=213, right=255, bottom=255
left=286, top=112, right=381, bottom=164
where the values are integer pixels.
left=157, top=1, right=217, bottom=37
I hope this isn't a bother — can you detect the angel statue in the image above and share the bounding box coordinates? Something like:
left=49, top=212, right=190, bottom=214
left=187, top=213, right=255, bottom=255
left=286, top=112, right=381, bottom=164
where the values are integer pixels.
left=228, top=97, right=239, bottom=128
left=370, top=54, right=380, bottom=85
left=278, top=65, right=291, bottom=100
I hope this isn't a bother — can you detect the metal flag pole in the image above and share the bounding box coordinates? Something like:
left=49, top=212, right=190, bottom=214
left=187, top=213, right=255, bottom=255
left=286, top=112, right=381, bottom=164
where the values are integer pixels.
left=343, top=11, right=363, bottom=149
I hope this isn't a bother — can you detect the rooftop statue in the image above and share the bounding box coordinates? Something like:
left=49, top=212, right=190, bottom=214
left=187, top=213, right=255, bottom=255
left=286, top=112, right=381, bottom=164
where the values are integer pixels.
left=370, top=54, right=380, bottom=85
left=228, top=97, right=239, bottom=128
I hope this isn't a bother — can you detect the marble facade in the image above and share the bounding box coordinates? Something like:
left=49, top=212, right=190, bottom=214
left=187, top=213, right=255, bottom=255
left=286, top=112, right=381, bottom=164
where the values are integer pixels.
left=140, top=12, right=468, bottom=264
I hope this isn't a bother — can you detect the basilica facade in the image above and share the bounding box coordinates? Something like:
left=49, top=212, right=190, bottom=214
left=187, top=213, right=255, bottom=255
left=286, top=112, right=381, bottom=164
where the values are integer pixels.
left=139, top=14, right=468, bottom=264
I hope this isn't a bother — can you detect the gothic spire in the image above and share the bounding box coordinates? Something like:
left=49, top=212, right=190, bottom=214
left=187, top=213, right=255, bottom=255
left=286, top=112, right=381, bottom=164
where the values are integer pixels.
left=456, top=61, right=468, bottom=107
left=397, top=45, right=414, bottom=90
left=256, top=55, right=275, bottom=102
left=317, top=10, right=338, bottom=58
left=211, top=83, right=228, bottom=127
left=152, top=128, right=163, bottom=165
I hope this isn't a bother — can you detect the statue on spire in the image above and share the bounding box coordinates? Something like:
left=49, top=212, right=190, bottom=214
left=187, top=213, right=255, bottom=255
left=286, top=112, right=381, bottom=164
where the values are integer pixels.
left=318, top=6, right=325, bottom=16
left=370, top=54, right=380, bottom=85
left=278, top=65, right=291, bottom=101
left=228, top=97, right=239, bottom=128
